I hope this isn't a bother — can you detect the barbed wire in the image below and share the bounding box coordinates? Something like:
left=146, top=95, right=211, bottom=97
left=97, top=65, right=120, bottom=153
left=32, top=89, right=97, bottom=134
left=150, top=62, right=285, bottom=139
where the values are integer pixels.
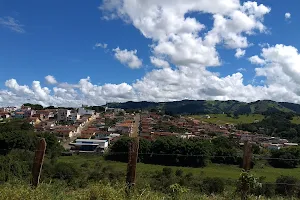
left=3, top=148, right=300, bottom=161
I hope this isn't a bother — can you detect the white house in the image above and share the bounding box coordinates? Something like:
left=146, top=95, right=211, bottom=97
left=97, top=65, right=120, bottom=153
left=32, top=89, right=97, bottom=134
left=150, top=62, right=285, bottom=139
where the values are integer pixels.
left=68, top=111, right=80, bottom=122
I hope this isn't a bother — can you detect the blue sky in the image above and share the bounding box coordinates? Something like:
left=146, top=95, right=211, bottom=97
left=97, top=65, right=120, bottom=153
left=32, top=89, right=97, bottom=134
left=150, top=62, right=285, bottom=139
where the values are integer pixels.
left=1, top=0, right=300, bottom=106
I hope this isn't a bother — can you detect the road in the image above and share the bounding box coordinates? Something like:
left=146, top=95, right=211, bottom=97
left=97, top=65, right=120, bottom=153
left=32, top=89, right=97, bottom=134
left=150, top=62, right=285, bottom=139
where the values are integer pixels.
left=130, top=113, right=140, bottom=138
left=62, top=115, right=97, bottom=150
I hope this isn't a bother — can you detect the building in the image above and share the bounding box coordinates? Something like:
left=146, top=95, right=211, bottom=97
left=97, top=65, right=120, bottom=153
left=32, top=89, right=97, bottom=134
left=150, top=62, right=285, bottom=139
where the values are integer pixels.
left=68, top=110, right=80, bottom=122
left=57, top=109, right=71, bottom=121
left=70, top=139, right=109, bottom=152
left=78, top=107, right=94, bottom=116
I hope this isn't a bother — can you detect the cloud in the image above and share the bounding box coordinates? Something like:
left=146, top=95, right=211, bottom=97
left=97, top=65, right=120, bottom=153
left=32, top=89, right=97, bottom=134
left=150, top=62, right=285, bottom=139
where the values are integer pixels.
left=6, top=1, right=300, bottom=106
left=237, top=68, right=247, bottom=72
left=101, top=0, right=270, bottom=68
left=235, top=48, right=246, bottom=58
left=112, top=47, right=142, bottom=69
left=248, top=55, right=266, bottom=65
left=285, top=12, right=291, bottom=20
left=45, top=75, right=57, bottom=85
left=0, top=16, right=25, bottom=33
left=94, top=42, right=108, bottom=49
left=150, top=56, right=170, bottom=68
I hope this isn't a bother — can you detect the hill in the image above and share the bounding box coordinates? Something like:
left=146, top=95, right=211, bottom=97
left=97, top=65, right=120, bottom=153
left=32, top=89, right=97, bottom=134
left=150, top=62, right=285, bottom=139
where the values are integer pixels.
left=107, top=100, right=300, bottom=115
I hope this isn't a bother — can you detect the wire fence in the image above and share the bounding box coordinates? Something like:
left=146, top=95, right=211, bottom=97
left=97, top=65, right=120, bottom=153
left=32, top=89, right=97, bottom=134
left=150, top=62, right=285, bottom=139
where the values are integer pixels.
left=2, top=148, right=300, bottom=187
left=3, top=149, right=300, bottom=161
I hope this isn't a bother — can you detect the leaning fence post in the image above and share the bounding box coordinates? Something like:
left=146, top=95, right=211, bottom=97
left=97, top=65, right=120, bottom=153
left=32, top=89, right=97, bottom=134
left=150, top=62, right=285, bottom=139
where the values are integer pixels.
left=32, top=138, right=46, bottom=187
left=126, top=137, right=139, bottom=195
left=241, top=140, right=253, bottom=200
left=242, top=140, right=252, bottom=171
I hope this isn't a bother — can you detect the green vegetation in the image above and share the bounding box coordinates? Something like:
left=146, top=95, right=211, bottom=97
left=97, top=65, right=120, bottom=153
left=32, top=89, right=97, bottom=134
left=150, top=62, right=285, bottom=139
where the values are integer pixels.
left=189, top=114, right=264, bottom=125
left=107, top=100, right=300, bottom=115
left=238, top=112, right=300, bottom=142
left=291, top=116, right=300, bottom=124
left=59, top=154, right=300, bottom=183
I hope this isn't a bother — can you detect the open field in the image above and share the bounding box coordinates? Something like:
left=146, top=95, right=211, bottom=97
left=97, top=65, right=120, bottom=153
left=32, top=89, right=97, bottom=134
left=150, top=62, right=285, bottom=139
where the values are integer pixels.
left=58, top=154, right=300, bottom=182
left=292, top=116, right=300, bottom=124
left=189, top=114, right=264, bottom=125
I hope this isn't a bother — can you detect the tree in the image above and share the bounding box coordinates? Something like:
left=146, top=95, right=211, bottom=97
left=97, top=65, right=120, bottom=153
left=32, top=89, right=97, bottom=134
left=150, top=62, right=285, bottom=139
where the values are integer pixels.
left=269, top=147, right=300, bottom=168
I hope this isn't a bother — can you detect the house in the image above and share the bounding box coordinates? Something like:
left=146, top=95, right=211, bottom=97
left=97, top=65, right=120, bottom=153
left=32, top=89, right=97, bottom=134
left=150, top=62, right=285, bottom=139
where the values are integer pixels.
left=0, top=112, right=10, bottom=119
left=53, top=126, right=76, bottom=138
left=68, top=110, right=80, bottom=122
left=70, top=139, right=109, bottom=152
left=27, top=117, right=41, bottom=126
left=57, top=109, right=71, bottom=121
left=80, top=128, right=97, bottom=139
left=78, top=107, right=94, bottom=116
left=268, top=144, right=282, bottom=150
left=35, top=110, right=54, bottom=120
left=115, top=122, right=133, bottom=135
left=13, top=111, right=25, bottom=119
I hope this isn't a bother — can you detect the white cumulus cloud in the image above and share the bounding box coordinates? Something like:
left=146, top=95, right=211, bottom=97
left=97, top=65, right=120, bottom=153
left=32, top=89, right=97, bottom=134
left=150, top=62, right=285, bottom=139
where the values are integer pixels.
left=248, top=55, right=266, bottom=65
left=45, top=75, right=57, bottom=85
left=235, top=48, right=246, bottom=58
left=113, top=47, right=142, bottom=69
left=150, top=56, right=170, bottom=68
left=285, top=12, right=291, bottom=20
left=5, top=1, right=300, bottom=106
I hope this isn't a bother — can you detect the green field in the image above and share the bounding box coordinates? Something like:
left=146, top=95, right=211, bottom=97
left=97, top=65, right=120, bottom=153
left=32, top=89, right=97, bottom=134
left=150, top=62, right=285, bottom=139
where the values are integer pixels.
left=189, top=114, right=264, bottom=125
left=58, top=155, right=300, bottom=182
left=292, top=116, right=300, bottom=124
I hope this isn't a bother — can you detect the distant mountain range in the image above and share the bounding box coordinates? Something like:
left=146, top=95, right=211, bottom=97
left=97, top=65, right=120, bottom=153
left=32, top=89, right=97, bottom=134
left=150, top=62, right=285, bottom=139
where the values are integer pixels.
left=107, top=100, right=300, bottom=115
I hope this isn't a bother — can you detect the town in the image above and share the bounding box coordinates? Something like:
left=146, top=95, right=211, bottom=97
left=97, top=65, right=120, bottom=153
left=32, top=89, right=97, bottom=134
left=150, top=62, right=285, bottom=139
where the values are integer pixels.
left=0, top=104, right=297, bottom=153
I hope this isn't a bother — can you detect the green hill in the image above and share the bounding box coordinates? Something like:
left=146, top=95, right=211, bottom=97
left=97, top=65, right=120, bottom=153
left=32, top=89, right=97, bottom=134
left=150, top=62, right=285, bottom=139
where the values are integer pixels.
left=106, top=100, right=300, bottom=115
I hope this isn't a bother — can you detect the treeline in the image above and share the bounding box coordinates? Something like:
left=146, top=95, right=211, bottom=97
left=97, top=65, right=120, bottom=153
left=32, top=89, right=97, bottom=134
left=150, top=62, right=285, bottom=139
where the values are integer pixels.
left=106, top=136, right=242, bottom=167
left=0, top=120, right=63, bottom=182
left=237, top=112, right=300, bottom=142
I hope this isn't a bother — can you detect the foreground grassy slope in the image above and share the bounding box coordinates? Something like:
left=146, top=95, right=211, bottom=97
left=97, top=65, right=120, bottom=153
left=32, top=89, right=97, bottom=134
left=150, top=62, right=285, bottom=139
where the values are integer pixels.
left=0, top=181, right=294, bottom=200
left=189, top=114, right=264, bottom=125
left=58, top=155, right=300, bottom=182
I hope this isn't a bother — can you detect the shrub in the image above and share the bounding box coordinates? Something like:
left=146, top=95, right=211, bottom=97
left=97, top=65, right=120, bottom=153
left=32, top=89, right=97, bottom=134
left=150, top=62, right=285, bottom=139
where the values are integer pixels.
left=275, top=176, right=299, bottom=197
left=52, top=163, right=79, bottom=183
left=201, top=177, right=225, bottom=194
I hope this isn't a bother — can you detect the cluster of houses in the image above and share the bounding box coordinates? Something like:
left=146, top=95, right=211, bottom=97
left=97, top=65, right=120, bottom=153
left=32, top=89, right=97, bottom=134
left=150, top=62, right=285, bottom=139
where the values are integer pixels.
left=0, top=104, right=137, bottom=153
left=1, top=105, right=299, bottom=152
left=139, top=112, right=298, bottom=150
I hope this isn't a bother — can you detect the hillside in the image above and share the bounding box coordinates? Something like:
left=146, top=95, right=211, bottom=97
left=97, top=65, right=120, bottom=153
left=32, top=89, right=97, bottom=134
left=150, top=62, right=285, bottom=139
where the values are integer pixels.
left=107, top=100, right=300, bottom=115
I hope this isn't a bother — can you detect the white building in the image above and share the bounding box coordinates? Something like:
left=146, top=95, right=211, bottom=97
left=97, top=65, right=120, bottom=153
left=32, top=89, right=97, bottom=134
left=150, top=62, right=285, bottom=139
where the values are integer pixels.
left=78, top=107, right=94, bottom=115
left=68, top=111, right=80, bottom=122
left=57, top=109, right=71, bottom=121
left=70, top=139, right=109, bottom=152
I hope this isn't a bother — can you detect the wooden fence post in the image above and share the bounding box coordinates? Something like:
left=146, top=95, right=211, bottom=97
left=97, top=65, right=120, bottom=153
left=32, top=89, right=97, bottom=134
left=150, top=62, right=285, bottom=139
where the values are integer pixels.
left=32, top=138, right=46, bottom=187
left=241, top=140, right=253, bottom=200
left=126, top=137, right=139, bottom=195
left=242, top=140, right=252, bottom=171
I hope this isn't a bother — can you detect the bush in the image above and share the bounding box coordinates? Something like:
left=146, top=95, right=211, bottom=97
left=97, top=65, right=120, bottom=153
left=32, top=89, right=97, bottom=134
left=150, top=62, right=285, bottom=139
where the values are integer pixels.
left=52, top=163, right=79, bottom=183
left=201, top=177, right=225, bottom=194
left=275, top=176, right=299, bottom=197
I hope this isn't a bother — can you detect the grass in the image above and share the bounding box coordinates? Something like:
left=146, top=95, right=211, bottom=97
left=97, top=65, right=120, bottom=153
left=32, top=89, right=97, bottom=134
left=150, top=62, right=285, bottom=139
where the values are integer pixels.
left=1, top=181, right=294, bottom=200
left=291, top=116, right=300, bottom=124
left=58, top=155, right=300, bottom=182
left=189, top=114, right=264, bottom=125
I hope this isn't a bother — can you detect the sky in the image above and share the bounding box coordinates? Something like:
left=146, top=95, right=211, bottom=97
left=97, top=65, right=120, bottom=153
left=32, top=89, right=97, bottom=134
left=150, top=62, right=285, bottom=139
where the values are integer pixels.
left=1, top=0, right=300, bottom=107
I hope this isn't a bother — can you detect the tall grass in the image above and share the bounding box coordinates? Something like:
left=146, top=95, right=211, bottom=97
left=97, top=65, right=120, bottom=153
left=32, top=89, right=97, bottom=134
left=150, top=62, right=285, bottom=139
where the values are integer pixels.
left=0, top=181, right=296, bottom=200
